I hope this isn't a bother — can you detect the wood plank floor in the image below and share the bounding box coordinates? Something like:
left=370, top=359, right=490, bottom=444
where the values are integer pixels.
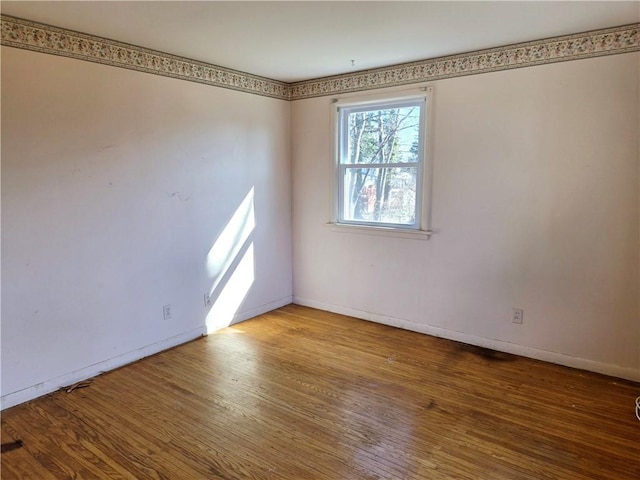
left=2, top=304, right=639, bottom=479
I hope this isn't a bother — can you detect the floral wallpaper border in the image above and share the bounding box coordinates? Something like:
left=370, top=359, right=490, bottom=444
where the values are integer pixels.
left=0, top=15, right=290, bottom=100
left=2, top=15, right=638, bottom=101
left=290, top=23, right=639, bottom=99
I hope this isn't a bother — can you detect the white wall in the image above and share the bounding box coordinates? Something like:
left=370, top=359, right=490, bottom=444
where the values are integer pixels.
left=2, top=45, right=638, bottom=412
left=292, top=53, right=640, bottom=380
left=1, top=47, right=292, bottom=408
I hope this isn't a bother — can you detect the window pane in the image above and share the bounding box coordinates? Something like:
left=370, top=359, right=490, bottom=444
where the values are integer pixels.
left=345, top=104, right=421, bottom=165
left=342, top=167, right=418, bottom=225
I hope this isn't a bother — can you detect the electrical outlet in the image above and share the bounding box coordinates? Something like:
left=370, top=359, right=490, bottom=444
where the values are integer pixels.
left=512, top=308, right=523, bottom=324
left=204, top=293, right=212, bottom=307
left=163, top=304, right=172, bottom=320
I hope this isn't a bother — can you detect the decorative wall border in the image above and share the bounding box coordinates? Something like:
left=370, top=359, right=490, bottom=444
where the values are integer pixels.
left=1, top=15, right=638, bottom=101
left=0, top=15, right=290, bottom=100
left=290, top=23, right=640, bottom=100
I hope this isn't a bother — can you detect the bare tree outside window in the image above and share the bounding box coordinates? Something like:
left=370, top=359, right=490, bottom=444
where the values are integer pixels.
left=337, top=98, right=425, bottom=228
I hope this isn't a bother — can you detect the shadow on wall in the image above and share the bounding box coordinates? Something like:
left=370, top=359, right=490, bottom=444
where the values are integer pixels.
left=205, top=187, right=256, bottom=333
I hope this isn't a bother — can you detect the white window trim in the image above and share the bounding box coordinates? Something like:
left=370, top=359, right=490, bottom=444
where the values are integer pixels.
left=324, top=221, right=432, bottom=240
left=329, top=86, right=434, bottom=239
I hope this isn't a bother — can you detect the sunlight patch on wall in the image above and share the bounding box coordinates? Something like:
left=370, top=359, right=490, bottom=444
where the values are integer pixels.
left=206, top=187, right=255, bottom=298
left=206, top=243, right=255, bottom=334
left=205, top=187, right=256, bottom=334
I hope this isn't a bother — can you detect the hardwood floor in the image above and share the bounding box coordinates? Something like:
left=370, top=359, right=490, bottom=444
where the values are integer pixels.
left=2, top=304, right=639, bottom=479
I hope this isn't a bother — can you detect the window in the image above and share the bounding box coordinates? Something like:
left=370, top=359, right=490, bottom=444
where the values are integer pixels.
left=335, top=93, right=428, bottom=232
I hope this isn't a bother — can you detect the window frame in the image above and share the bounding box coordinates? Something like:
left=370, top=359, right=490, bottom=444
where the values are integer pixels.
left=332, top=88, right=433, bottom=236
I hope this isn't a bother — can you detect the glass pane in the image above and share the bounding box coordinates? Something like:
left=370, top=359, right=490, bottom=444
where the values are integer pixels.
left=345, top=104, right=421, bottom=165
left=342, top=167, right=417, bottom=225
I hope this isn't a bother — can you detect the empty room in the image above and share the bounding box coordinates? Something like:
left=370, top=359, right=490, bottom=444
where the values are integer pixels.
left=1, top=1, right=639, bottom=478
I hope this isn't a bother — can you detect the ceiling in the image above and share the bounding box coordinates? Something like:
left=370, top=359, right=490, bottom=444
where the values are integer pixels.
left=1, top=1, right=638, bottom=83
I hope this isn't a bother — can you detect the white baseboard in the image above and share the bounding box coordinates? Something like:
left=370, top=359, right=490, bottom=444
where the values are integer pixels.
left=5, top=294, right=632, bottom=409
left=293, top=296, right=640, bottom=382
left=1, top=296, right=294, bottom=411
left=232, top=295, right=293, bottom=325
left=0, top=326, right=207, bottom=411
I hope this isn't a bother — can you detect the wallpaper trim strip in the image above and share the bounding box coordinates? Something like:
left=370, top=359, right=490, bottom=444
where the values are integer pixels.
left=290, top=23, right=640, bottom=99
left=0, top=15, right=290, bottom=100
left=2, top=15, right=638, bottom=101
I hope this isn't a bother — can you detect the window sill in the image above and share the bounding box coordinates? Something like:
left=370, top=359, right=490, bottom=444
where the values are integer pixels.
left=325, top=222, right=433, bottom=240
